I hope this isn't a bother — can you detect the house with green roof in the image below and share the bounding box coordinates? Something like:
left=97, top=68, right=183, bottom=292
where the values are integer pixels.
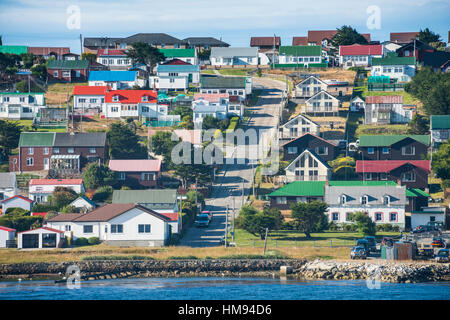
left=371, top=55, right=416, bottom=82
left=430, top=115, right=450, bottom=147
left=268, top=181, right=326, bottom=210
left=277, top=46, right=326, bottom=68
left=358, top=135, right=430, bottom=161
left=159, top=48, right=197, bottom=65
left=200, top=76, right=251, bottom=100
left=47, top=60, right=91, bottom=82
left=0, top=92, right=46, bottom=120
left=0, top=45, right=28, bottom=55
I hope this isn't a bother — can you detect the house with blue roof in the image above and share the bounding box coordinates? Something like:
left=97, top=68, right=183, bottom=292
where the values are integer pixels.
left=88, top=70, right=143, bottom=90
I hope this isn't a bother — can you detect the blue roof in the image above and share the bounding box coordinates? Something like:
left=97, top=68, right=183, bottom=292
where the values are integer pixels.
left=88, top=71, right=137, bottom=82
left=157, top=64, right=200, bottom=73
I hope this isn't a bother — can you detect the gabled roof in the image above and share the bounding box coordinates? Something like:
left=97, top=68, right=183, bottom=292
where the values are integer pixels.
left=97, top=49, right=127, bottom=56
left=194, top=93, right=229, bottom=102
left=70, top=203, right=171, bottom=222
left=157, top=64, right=200, bottom=73
left=365, top=96, right=403, bottom=104
left=325, top=185, right=406, bottom=205
left=281, top=132, right=337, bottom=148
left=0, top=226, right=16, bottom=232
left=73, top=85, right=107, bottom=96
left=84, top=37, right=123, bottom=48
left=406, top=188, right=431, bottom=198
left=112, top=189, right=178, bottom=204
left=47, top=213, right=84, bottom=222
left=183, top=37, right=229, bottom=47
left=88, top=71, right=137, bottom=82
left=200, top=76, right=246, bottom=89
left=355, top=160, right=431, bottom=173
left=108, top=159, right=161, bottom=172
left=53, top=132, right=107, bottom=147
left=104, top=90, right=158, bottom=104
left=422, top=51, right=450, bottom=69
left=292, top=37, right=308, bottom=46
left=279, top=45, right=321, bottom=56
left=371, top=56, right=416, bottom=66
left=339, top=44, right=383, bottom=56
left=121, top=33, right=187, bottom=45
left=159, top=48, right=195, bottom=58
left=307, top=30, right=371, bottom=44
left=29, top=179, right=84, bottom=186
left=306, top=90, right=339, bottom=103
left=0, top=45, right=28, bottom=55
left=69, top=195, right=97, bottom=208
left=211, top=47, right=258, bottom=57
left=18, top=227, right=64, bottom=234
left=0, top=172, right=16, bottom=189
left=250, top=37, right=281, bottom=47
left=1, top=195, right=33, bottom=204
left=431, top=115, right=450, bottom=130
left=396, top=39, right=435, bottom=52
left=296, top=75, right=327, bottom=87
left=358, top=135, right=430, bottom=147
left=19, top=132, right=55, bottom=147
left=285, top=149, right=331, bottom=171
left=390, top=32, right=419, bottom=44
left=268, top=181, right=326, bottom=197
left=47, top=60, right=89, bottom=70
left=28, top=47, right=70, bottom=56
left=162, top=58, right=191, bottom=65
left=281, top=113, right=320, bottom=129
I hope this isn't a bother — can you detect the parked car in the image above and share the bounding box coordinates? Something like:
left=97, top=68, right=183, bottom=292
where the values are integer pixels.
left=351, top=246, right=367, bottom=259
left=356, top=239, right=370, bottom=253
left=435, top=249, right=449, bottom=263
left=412, top=225, right=435, bottom=234
left=195, top=214, right=210, bottom=227
left=431, top=237, right=445, bottom=248
left=417, top=243, right=434, bottom=257
left=337, top=140, right=347, bottom=149
left=364, top=236, right=377, bottom=252
left=201, top=210, right=213, bottom=222
left=381, top=237, right=394, bottom=247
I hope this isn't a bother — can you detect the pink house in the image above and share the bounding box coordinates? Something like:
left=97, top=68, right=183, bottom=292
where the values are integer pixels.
left=109, top=159, right=162, bottom=188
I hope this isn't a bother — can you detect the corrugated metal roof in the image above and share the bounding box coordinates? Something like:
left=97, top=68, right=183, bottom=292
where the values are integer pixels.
left=355, top=160, right=431, bottom=173
left=88, top=71, right=137, bottom=82
left=0, top=45, right=28, bottom=55
left=54, top=132, right=106, bottom=147
left=0, top=173, right=16, bottom=188
left=47, top=60, right=89, bottom=69
left=325, top=185, right=406, bottom=206
left=250, top=37, right=280, bottom=47
left=159, top=48, right=195, bottom=58
left=112, top=189, right=178, bottom=204
left=371, top=56, right=416, bottom=66
left=431, top=115, right=450, bottom=130
left=157, top=64, right=200, bottom=73
left=108, top=159, right=161, bottom=172
left=339, top=44, right=383, bottom=56
left=211, top=47, right=258, bottom=58
left=365, top=96, right=403, bottom=104
left=390, top=32, right=419, bottom=44
left=279, top=45, right=321, bottom=56
left=200, top=76, right=246, bottom=89
left=292, top=37, right=308, bottom=46
left=19, top=132, right=55, bottom=147
left=268, top=181, right=326, bottom=197
left=358, top=135, right=430, bottom=147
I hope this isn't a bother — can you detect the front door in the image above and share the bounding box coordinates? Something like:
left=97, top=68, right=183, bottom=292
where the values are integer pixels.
left=44, top=158, right=49, bottom=170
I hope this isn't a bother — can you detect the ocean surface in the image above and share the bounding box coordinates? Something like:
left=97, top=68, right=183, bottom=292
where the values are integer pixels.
left=0, top=277, right=449, bottom=300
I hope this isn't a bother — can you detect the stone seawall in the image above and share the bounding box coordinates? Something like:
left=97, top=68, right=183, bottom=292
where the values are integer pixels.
left=0, top=259, right=449, bottom=283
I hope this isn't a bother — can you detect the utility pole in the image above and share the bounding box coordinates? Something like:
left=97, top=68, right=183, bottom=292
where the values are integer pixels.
left=80, top=34, right=83, bottom=55
left=225, top=204, right=228, bottom=247
left=263, top=228, right=268, bottom=255
left=232, top=197, right=236, bottom=243
left=195, top=177, right=198, bottom=214
left=241, top=180, right=245, bottom=207
left=179, top=194, right=183, bottom=233
left=272, top=34, right=276, bottom=70
left=252, top=161, right=256, bottom=199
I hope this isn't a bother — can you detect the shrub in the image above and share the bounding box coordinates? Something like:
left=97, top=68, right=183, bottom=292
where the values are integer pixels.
left=328, top=222, right=339, bottom=231
left=167, top=255, right=199, bottom=260
left=381, top=224, right=393, bottom=232
left=92, top=186, right=113, bottom=202
left=88, top=237, right=100, bottom=245
left=31, top=203, right=58, bottom=213
left=81, top=255, right=155, bottom=261
left=74, top=237, right=89, bottom=246
left=392, top=225, right=400, bottom=232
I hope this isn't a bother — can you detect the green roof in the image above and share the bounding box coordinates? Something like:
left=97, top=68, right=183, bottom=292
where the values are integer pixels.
left=112, top=189, right=178, bottom=204
left=0, top=45, right=28, bottom=55
left=279, top=45, right=322, bottom=56
left=0, top=92, right=45, bottom=95
left=159, top=48, right=195, bottom=58
left=268, top=181, right=326, bottom=197
left=201, top=76, right=246, bottom=89
left=328, top=181, right=398, bottom=187
left=47, top=60, right=89, bottom=69
left=371, top=56, right=416, bottom=66
left=19, top=132, right=55, bottom=147
left=406, top=188, right=431, bottom=198
left=358, top=135, right=430, bottom=147
left=431, top=115, right=450, bottom=130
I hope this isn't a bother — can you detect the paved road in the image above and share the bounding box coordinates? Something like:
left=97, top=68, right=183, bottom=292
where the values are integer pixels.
left=179, top=77, right=287, bottom=247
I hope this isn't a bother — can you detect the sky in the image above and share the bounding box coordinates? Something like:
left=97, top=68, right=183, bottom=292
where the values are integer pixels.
left=0, top=0, right=449, bottom=54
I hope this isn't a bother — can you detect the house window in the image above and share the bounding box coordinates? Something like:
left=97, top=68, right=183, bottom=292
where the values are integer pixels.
left=389, top=212, right=398, bottom=222
left=315, top=146, right=328, bottom=155
left=361, top=195, right=368, bottom=205
left=402, top=172, right=416, bottom=182
left=119, top=172, right=126, bottom=180
left=112, top=95, right=119, bottom=102
left=111, top=107, right=119, bottom=112
left=142, top=173, right=155, bottom=181
left=28, top=147, right=34, bottom=155
left=332, top=212, right=339, bottom=221
left=367, top=147, right=375, bottom=154
left=276, top=197, right=287, bottom=204
left=62, top=71, right=70, bottom=77
left=138, top=224, right=151, bottom=233
left=364, top=173, right=372, bottom=180
left=382, top=147, right=389, bottom=154
left=380, top=173, right=388, bottom=180
left=43, top=147, right=49, bottom=155
left=68, top=148, right=74, bottom=154
left=287, top=146, right=298, bottom=154
left=26, top=157, right=34, bottom=166
left=341, top=195, right=347, bottom=204
left=53, top=147, right=60, bottom=154
left=402, top=146, right=415, bottom=155
left=65, top=225, right=71, bottom=231
left=90, top=98, right=97, bottom=103
left=89, top=148, right=96, bottom=154
left=20, top=97, right=25, bottom=102
left=383, top=196, right=390, bottom=205
left=345, top=212, right=352, bottom=221
left=375, top=212, right=383, bottom=221
left=83, top=225, right=93, bottom=234
left=53, top=71, right=59, bottom=77
left=111, top=224, right=123, bottom=233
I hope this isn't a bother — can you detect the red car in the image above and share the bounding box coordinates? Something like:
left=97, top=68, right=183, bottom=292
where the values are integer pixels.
left=431, top=238, right=445, bottom=248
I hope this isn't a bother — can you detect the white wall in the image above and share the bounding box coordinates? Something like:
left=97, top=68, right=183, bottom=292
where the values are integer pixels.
left=149, top=76, right=188, bottom=91
left=73, top=94, right=104, bottom=110
left=18, top=228, right=63, bottom=249
left=327, top=206, right=406, bottom=229
left=411, top=213, right=445, bottom=229
left=0, top=230, right=15, bottom=248
left=2, top=197, right=32, bottom=213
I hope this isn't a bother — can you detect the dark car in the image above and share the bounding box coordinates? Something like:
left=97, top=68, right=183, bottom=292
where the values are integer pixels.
left=195, top=214, right=210, bottom=228
left=364, top=236, right=377, bottom=252
left=351, top=246, right=367, bottom=259
left=435, top=249, right=449, bottom=263
left=356, top=239, right=369, bottom=253
left=201, top=210, right=213, bottom=222
left=431, top=237, right=445, bottom=248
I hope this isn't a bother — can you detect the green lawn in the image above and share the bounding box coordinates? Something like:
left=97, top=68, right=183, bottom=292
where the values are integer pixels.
left=353, top=86, right=420, bottom=105
left=355, top=124, right=409, bottom=138
left=15, top=120, right=67, bottom=132
left=227, top=229, right=401, bottom=248
left=218, top=69, right=249, bottom=76
left=200, top=70, right=216, bottom=75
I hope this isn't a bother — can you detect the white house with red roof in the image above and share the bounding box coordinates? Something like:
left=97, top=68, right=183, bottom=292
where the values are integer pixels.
left=73, top=85, right=107, bottom=111
left=109, top=159, right=161, bottom=188
left=96, top=49, right=131, bottom=70
left=0, top=226, right=16, bottom=248
left=1, top=195, right=33, bottom=213
left=365, top=95, right=415, bottom=124
left=338, top=44, right=384, bottom=68
left=103, top=89, right=167, bottom=119
left=28, top=179, right=85, bottom=203
left=18, top=227, right=64, bottom=249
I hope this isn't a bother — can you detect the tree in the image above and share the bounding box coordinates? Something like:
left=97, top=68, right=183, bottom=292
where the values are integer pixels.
left=82, top=162, right=117, bottom=189
left=81, top=52, right=97, bottom=63
left=31, top=64, right=47, bottom=81
left=418, top=28, right=441, bottom=44
left=330, top=25, right=368, bottom=47
left=15, top=80, right=42, bottom=93
left=291, top=201, right=328, bottom=238
left=19, top=53, right=35, bottom=69
left=407, top=114, right=429, bottom=135
left=126, top=42, right=165, bottom=74
left=0, top=120, right=22, bottom=157
left=431, top=140, right=450, bottom=183
left=150, top=131, right=178, bottom=158
left=236, top=205, right=281, bottom=239
left=198, top=49, right=211, bottom=60
left=52, top=187, right=78, bottom=209
left=107, top=122, right=148, bottom=159
left=351, top=211, right=376, bottom=236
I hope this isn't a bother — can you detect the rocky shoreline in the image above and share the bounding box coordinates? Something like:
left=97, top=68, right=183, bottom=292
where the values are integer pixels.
left=0, top=259, right=449, bottom=283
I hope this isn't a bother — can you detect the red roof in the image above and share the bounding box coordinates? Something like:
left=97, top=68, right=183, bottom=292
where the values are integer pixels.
left=159, top=212, right=179, bottom=221
left=28, top=47, right=70, bottom=56
left=0, top=226, right=16, bottom=232
left=105, top=90, right=158, bottom=104
left=108, top=159, right=161, bottom=172
left=390, top=32, right=419, bottom=44
left=365, top=96, right=403, bottom=104
left=97, top=49, right=127, bottom=56
left=292, top=37, right=308, bottom=46
left=1, top=195, right=33, bottom=203
left=162, top=59, right=191, bottom=65
left=339, top=44, right=382, bottom=56
left=29, top=179, right=83, bottom=186
left=73, top=85, right=107, bottom=96
left=250, top=37, right=281, bottom=47
left=18, top=227, right=64, bottom=234
left=307, top=30, right=371, bottom=44
left=194, top=93, right=229, bottom=102
left=356, top=160, right=431, bottom=173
